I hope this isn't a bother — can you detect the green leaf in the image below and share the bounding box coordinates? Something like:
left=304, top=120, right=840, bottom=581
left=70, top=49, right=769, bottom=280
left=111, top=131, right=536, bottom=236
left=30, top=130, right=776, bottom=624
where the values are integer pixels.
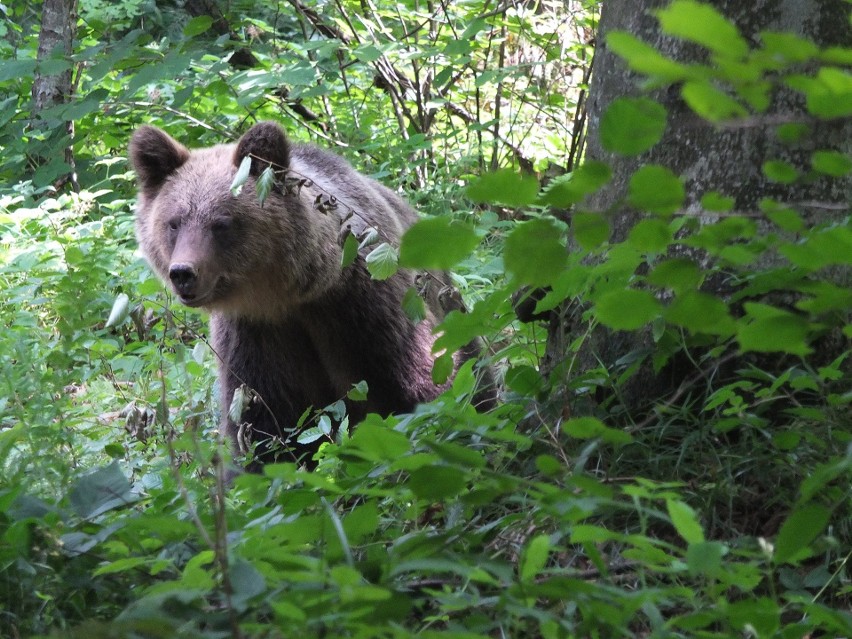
left=665, top=290, right=736, bottom=336
left=183, top=16, right=213, bottom=37
left=348, top=421, right=410, bottom=461
left=628, top=165, right=685, bottom=215
left=365, top=242, right=399, bottom=280
left=409, top=465, right=466, bottom=500
left=572, top=211, right=610, bottom=249
left=562, top=417, right=632, bottom=445
left=787, top=68, right=852, bottom=119
left=256, top=166, right=275, bottom=206
left=627, top=219, right=672, bottom=253
left=401, top=287, right=427, bottom=323
left=737, top=303, right=811, bottom=356
left=686, top=541, right=726, bottom=578
left=595, top=289, right=661, bottom=330
left=504, top=365, right=543, bottom=395
left=432, top=351, right=455, bottom=385
left=539, top=161, right=611, bottom=208
left=656, top=0, right=749, bottom=59
left=775, top=504, right=831, bottom=564
left=647, top=258, right=703, bottom=294
left=811, top=150, right=852, bottom=177
left=762, top=160, right=799, bottom=184
left=399, top=217, right=480, bottom=269
left=682, top=80, right=748, bottom=122
left=68, top=462, right=135, bottom=519
left=520, top=534, right=551, bottom=583
left=760, top=32, right=818, bottom=63
left=667, top=499, right=705, bottom=544
left=347, top=380, right=369, bottom=402
left=600, top=97, right=667, bottom=156
left=231, top=155, right=252, bottom=196
left=701, top=191, right=735, bottom=212
left=340, top=232, right=359, bottom=268
left=727, top=598, right=780, bottom=637
left=106, top=292, right=130, bottom=328
left=466, top=169, right=539, bottom=207
left=607, top=31, right=692, bottom=82
left=504, top=218, right=567, bottom=286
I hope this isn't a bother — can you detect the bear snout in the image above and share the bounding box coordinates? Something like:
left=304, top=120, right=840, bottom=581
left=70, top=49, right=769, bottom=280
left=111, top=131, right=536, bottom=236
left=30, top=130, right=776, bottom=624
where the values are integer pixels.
left=169, top=263, right=198, bottom=299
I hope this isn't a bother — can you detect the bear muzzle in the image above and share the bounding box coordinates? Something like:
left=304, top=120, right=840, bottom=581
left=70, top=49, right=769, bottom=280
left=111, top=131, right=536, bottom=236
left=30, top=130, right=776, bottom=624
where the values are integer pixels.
left=169, top=262, right=201, bottom=304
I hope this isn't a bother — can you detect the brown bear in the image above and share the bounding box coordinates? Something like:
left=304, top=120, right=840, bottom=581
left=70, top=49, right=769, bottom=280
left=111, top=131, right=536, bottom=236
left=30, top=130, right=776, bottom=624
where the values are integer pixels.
left=129, top=121, right=493, bottom=469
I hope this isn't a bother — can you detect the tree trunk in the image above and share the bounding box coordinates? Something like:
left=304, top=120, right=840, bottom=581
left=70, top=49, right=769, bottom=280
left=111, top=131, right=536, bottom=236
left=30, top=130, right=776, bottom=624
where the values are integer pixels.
left=544, top=0, right=851, bottom=411
left=31, top=0, right=78, bottom=189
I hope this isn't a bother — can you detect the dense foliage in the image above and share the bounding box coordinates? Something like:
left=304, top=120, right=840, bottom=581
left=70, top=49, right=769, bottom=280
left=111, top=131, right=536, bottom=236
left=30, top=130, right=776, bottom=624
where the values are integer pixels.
left=0, top=1, right=849, bottom=637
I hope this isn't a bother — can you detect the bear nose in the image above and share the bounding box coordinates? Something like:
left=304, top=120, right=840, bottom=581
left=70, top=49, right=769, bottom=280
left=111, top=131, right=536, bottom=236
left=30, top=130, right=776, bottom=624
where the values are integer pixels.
left=169, top=263, right=197, bottom=295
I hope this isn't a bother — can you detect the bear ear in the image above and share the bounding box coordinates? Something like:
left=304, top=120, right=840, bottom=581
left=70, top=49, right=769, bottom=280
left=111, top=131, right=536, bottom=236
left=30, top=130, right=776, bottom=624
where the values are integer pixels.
left=234, top=121, right=290, bottom=176
left=129, top=126, right=190, bottom=194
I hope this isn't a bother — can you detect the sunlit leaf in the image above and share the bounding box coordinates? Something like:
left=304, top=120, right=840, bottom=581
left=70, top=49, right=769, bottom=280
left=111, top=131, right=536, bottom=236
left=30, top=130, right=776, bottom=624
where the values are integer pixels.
left=504, top=218, right=567, bottom=286
left=656, top=0, right=749, bottom=59
left=595, top=289, right=661, bottom=330
left=600, top=97, right=667, bottom=155
left=628, top=165, right=684, bottom=215
left=399, top=217, right=480, bottom=269
left=466, top=169, right=539, bottom=207
left=365, top=242, right=399, bottom=280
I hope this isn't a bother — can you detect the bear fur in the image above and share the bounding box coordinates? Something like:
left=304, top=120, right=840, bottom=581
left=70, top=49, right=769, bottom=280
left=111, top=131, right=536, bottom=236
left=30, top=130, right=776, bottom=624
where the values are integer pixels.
left=129, top=121, right=492, bottom=468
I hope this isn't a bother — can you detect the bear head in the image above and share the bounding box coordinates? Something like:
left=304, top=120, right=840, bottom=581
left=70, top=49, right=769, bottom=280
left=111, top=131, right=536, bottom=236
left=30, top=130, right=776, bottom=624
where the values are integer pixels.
left=129, top=122, right=343, bottom=319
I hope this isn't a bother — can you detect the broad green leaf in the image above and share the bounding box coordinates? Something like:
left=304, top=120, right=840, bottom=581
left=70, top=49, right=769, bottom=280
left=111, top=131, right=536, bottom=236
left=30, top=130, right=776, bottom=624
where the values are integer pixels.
left=600, top=97, right=667, bottom=156
left=647, top=258, right=703, bottom=294
left=665, top=290, right=736, bottom=336
left=627, top=218, right=672, bottom=253
left=466, top=169, right=539, bottom=207
left=682, top=80, right=748, bottom=122
left=775, top=503, right=831, bottom=564
left=667, top=499, right=705, bottom=544
left=760, top=31, right=818, bottom=63
left=595, top=289, right=661, bottom=330
left=628, top=165, right=685, bottom=215
left=727, top=598, right=780, bottom=638
left=701, top=191, right=735, bottom=212
left=737, top=303, right=811, bottom=356
left=539, top=161, right=611, bottom=207
left=231, top=155, right=252, bottom=196
left=229, top=559, right=266, bottom=609
left=787, top=68, right=852, bottom=118
left=401, top=287, right=427, bottom=323
left=656, top=1, right=749, bottom=59
left=409, top=465, right=466, bottom=500
left=348, top=422, right=409, bottom=461
left=399, top=217, right=480, bottom=269
left=347, top=380, right=369, bottom=402
left=105, top=293, right=130, bottom=328
left=504, top=218, right=567, bottom=286
left=686, top=541, right=726, bottom=578
left=353, top=44, right=383, bottom=63
left=607, top=31, right=692, bottom=82
left=520, top=534, right=551, bottom=583
left=365, top=242, right=398, bottom=280
left=183, top=16, right=213, bottom=37
left=504, top=364, right=543, bottom=395
left=572, top=211, right=610, bottom=249
left=68, top=462, right=135, bottom=519
left=762, top=160, right=799, bottom=184
left=431, top=350, right=455, bottom=385
left=562, top=417, right=632, bottom=445
left=811, top=150, right=852, bottom=177
left=340, top=232, right=359, bottom=268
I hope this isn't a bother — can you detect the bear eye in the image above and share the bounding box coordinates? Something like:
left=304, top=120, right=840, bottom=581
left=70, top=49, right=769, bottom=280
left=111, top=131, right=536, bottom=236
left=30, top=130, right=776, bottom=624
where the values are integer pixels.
left=167, top=218, right=180, bottom=231
left=211, top=218, right=233, bottom=234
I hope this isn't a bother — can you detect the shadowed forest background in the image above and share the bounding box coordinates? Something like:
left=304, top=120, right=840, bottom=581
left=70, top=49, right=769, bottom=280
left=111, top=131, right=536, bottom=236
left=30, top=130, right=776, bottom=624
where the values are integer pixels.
left=0, top=0, right=850, bottom=637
